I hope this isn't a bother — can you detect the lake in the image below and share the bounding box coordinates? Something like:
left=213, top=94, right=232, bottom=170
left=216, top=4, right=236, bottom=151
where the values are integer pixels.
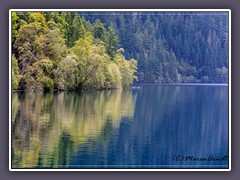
left=11, top=84, right=229, bottom=169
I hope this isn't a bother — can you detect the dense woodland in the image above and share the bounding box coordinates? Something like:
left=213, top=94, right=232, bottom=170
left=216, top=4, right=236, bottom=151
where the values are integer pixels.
left=11, top=12, right=229, bottom=91
left=83, top=12, right=229, bottom=83
left=11, top=12, right=137, bottom=91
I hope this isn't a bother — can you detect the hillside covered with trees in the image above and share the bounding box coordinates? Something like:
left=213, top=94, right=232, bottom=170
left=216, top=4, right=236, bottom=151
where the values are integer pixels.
left=11, top=12, right=137, bottom=91
left=12, top=11, right=229, bottom=92
left=82, top=11, right=229, bottom=83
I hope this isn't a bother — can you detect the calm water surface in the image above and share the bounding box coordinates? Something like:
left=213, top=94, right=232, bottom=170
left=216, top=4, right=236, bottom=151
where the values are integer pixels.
left=12, top=84, right=229, bottom=169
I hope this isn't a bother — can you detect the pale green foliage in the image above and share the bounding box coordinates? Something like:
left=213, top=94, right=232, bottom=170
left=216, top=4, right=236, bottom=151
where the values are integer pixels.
left=14, top=23, right=41, bottom=70
left=12, top=12, right=138, bottom=91
left=71, top=33, right=137, bottom=90
left=105, top=62, right=122, bottom=88
left=14, top=21, right=67, bottom=91
left=12, top=12, right=19, bottom=43
left=48, top=12, right=69, bottom=39
left=22, top=65, right=42, bottom=90
left=129, top=59, right=138, bottom=80
left=29, top=12, right=48, bottom=32
left=117, top=48, right=124, bottom=54
left=114, top=53, right=138, bottom=87
left=55, top=54, right=78, bottom=90
left=18, top=19, right=27, bottom=28
left=47, top=20, right=57, bottom=30
left=72, top=32, right=107, bottom=90
left=12, top=54, right=21, bottom=89
left=22, top=59, right=54, bottom=91
left=38, top=28, right=67, bottom=62
left=34, top=59, right=53, bottom=74
left=72, top=16, right=85, bottom=44
left=42, top=76, right=54, bottom=91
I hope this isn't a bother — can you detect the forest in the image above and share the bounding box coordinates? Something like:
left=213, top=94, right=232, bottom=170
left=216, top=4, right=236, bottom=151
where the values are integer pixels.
left=11, top=11, right=229, bottom=91
left=83, top=11, right=229, bottom=83
left=11, top=12, right=137, bottom=91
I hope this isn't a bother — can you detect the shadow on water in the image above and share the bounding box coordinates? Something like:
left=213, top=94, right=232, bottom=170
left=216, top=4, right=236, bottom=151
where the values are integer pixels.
left=12, top=85, right=228, bottom=169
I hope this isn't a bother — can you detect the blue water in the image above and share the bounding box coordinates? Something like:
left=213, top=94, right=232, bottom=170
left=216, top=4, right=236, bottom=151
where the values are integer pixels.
left=12, top=84, right=229, bottom=169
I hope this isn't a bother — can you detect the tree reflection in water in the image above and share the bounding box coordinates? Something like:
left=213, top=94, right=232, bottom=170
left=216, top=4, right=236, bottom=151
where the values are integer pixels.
left=12, top=90, right=137, bottom=168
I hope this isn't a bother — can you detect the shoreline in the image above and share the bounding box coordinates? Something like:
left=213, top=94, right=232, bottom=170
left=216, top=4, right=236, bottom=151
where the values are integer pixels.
left=133, top=83, right=228, bottom=86
left=12, top=83, right=229, bottom=93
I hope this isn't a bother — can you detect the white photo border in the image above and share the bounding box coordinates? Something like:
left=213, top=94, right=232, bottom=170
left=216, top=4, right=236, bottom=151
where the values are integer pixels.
left=9, top=9, right=231, bottom=171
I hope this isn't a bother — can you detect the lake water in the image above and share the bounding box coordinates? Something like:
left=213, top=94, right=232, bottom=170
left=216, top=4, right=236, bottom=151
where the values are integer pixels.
left=11, top=84, right=229, bottom=169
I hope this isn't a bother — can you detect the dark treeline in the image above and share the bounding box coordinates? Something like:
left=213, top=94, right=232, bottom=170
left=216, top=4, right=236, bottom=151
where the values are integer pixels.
left=11, top=12, right=137, bottom=91
left=82, top=12, right=229, bottom=83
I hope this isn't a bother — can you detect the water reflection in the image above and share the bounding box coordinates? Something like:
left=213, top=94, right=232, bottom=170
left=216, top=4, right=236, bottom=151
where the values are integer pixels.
left=12, top=90, right=137, bottom=168
left=127, top=85, right=228, bottom=168
left=68, top=85, right=228, bottom=168
left=12, top=85, right=228, bottom=169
